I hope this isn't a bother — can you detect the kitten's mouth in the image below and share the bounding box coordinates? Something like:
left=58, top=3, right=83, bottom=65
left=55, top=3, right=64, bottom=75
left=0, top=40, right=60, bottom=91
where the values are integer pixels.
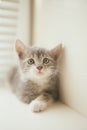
left=36, top=71, right=43, bottom=75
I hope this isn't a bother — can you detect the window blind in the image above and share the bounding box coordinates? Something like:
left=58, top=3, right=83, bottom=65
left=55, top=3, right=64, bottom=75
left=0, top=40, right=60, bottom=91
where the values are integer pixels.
left=0, top=0, right=19, bottom=81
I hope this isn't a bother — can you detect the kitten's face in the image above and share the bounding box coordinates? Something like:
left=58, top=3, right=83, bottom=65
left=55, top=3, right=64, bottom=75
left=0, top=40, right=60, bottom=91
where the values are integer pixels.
left=20, top=48, right=56, bottom=81
left=15, top=40, right=62, bottom=81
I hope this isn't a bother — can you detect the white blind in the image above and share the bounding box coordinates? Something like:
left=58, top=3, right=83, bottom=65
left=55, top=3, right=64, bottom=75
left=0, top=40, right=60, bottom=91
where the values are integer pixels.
left=0, top=0, right=19, bottom=80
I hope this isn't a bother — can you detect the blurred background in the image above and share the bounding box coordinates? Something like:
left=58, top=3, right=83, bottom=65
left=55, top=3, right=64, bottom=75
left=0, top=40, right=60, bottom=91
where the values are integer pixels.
left=0, top=0, right=87, bottom=118
left=0, top=0, right=30, bottom=81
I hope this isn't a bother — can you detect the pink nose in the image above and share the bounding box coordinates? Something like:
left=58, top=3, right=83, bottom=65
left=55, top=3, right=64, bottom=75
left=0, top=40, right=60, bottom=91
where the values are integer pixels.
left=37, top=66, right=43, bottom=70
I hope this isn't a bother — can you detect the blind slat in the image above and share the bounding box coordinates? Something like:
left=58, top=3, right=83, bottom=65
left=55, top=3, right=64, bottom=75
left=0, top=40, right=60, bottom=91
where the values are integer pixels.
left=0, top=9, right=18, bottom=18
left=0, top=59, right=15, bottom=64
left=0, top=32, right=16, bottom=35
left=0, top=26, right=17, bottom=33
left=3, top=0, right=19, bottom=3
left=0, top=43, right=13, bottom=48
left=0, top=17, right=18, bottom=26
left=0, top=1, right=19, bottom=11
left=0, top=51, right=14, bottom=56
left=0, top=35, right=16, bottom=41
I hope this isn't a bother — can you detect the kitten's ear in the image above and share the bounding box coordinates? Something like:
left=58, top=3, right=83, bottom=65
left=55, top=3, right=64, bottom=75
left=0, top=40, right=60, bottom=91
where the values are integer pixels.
left=50, top=44, right=63, bottom=60
left=15, top=39, right=25, bottom=58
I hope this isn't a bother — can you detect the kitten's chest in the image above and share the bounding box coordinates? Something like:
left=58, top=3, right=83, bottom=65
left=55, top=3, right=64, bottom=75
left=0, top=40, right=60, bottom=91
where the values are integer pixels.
left=32, top=76, right=49, bottom=90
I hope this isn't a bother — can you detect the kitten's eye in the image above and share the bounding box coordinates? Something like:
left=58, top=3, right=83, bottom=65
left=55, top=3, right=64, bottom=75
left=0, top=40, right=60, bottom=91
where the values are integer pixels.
left=28, top=58, right=35, bottom=65
left=43, top=58, right=49, bottom=64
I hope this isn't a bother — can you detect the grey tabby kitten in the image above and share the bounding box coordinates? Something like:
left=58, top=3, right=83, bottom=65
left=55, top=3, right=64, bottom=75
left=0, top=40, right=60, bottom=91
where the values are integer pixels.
left=9, top=40, right=62, bottom=112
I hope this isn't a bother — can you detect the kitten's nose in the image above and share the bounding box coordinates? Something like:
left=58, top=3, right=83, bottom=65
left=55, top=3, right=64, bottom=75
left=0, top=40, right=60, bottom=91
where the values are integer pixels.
left=37, top=66, right=43, bottom=70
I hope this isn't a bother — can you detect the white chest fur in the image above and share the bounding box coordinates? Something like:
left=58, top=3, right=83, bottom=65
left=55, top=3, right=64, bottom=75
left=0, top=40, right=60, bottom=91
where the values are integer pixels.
left=20, top=68, right=52, bottom=89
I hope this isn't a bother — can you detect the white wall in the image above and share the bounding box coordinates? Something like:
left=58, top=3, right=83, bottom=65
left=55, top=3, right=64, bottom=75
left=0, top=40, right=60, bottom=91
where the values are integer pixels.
left=33, top=0, right=87, bottom=117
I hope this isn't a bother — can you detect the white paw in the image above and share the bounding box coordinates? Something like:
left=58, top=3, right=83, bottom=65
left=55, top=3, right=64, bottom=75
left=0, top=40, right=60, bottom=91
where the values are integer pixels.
left=29, top=99, right=47, bottom=112
left=62, top=44, right=65, bottom=48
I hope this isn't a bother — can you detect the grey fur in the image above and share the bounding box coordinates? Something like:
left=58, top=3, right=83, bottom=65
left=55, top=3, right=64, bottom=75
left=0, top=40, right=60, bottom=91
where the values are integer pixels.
left=8, top=40, right=62, bottom=112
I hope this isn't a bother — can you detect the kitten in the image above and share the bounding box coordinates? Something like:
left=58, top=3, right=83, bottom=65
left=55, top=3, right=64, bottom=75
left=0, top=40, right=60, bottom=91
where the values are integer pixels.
left=8, top=40, right=63, bottom=112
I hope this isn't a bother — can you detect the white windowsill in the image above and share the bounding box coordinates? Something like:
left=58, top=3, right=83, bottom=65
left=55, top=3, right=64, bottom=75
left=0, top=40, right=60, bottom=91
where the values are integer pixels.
left=0, top=87, right=87, bottom=130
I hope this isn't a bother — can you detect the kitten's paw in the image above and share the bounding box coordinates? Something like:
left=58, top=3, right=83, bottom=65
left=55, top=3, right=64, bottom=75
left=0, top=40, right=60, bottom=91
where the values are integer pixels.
left=61, top=44, right=65, bottom=48
left=29, top=99, right=47, bottom=112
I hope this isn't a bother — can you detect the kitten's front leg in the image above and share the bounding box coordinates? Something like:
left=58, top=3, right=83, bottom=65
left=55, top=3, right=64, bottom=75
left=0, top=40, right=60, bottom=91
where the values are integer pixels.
left=29, top=93, right=54, bottom=112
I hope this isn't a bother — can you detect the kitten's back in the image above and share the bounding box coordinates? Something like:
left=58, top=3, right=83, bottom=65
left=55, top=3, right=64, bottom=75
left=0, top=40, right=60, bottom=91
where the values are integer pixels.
left=8, top=66, right=19, bottom=92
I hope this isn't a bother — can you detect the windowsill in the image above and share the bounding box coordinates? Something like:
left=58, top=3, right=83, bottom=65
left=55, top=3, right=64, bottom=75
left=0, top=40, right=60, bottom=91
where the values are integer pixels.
left=0, top=87, right=87, bottom=130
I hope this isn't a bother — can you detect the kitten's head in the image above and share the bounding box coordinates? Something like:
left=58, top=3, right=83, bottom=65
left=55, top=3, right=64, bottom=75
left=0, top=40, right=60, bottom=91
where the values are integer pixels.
left=15, top=40, right=63, bottom=81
